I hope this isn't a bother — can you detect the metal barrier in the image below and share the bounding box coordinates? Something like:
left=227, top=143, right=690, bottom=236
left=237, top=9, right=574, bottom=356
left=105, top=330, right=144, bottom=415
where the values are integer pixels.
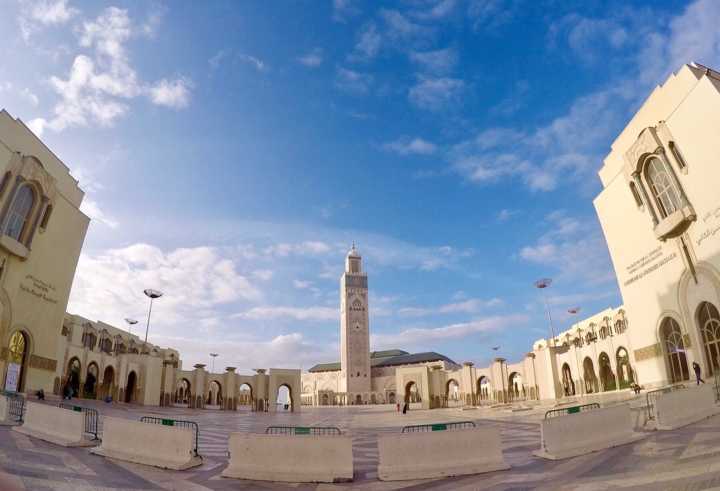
left=545, top=403, right=600, bottom=419
left=265, top=426, right=342, bottom=436
left=401, top=421, right=476, bottom=433
left=58, top=403, right=100, bottom=440
left=140, top=417, right=199, bottom=456
left=646, top=384, right=686, bottom=421
left=3, top=392, right=24, bottom=423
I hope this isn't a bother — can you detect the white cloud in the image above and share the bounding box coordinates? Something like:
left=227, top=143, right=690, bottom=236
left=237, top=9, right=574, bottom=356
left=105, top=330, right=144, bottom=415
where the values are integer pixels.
left=148, top=77, right=192, bottom=109
left=380, top=9, right=432, bottom=42
left=293, top=279, right=313, bottom=289
left=333, top=0, right=361, bottom=23
left=19, top=0, right=78, bottom=40
left=409, top=47, right=458, bottom=74
left=349, top=22, right=382, bottom=62
left=19, top=88, right=39, bottom=107
left=335, top=67, right=373, bottom=94
left=252, top=270, right=274, bottom=281
left=297, top=48, right=323, bottom=67
left=234, top=306, right=337, bottom=321
left=79, top=198, right=119, bottom=229
left=383, top=137, right=437, bottom=156
left=68, top=244, right=262, bottom=334
left=237, top=54, right=267, bottom=72
left=372, top=314, right=527, bottom=348
left=32, top=7, right=192, bottom=133
left=264, top=241, right=332, bottom=257
left=398, top=297, right=503, bottom=317
left=497, top=209, right=520, bottom=222
left=411, top=0, right=458, bottom=21
left=409, top=76, right=464, bottom=110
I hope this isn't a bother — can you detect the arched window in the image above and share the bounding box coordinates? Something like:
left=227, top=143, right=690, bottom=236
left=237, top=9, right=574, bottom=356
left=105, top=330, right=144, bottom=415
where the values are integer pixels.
left=661, top=317, right=689, bottom=383
left=2, top=184, right=35, bottom=241
left=697, top=302, right=720, bottom=375
left=616, top=347, right=634, bottom=389
left=645, top=157, right=681, bottom=218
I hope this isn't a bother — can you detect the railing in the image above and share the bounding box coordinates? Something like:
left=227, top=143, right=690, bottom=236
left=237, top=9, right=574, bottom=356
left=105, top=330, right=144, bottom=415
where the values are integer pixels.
left=2, top=391, right=24, bottom=423
left=58, top=403, right=100, bottom=440
left=545, top=403, right=600, bottom=419
left=401, top=421, right=476, bottom=433
left=265, top=426, right=342, bottom=436
left=646, top=384, right=686, bottom=421
left=140, top=417, right=200, bottom=456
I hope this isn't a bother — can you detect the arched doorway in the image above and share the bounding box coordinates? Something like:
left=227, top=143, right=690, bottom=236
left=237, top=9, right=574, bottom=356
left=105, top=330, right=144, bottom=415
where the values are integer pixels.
left=66, top=358, right=81, bottom=397
left=175, top=378, right=191, bottom=405
left=4, top=331, right=29, bottom=392
left=598, top=352, right=616, bottom=391
left=102, top=365, right=115, bottom=400
left=238, top=383, right=252, bottom=407
left=404, top=381, right=420, bottom=403
left=355, top=394, right=362, bottom=405
left=562, top=363, right=575, bottom=396
left=508, top=372, right=523, bottom=401
left=125, top=371, right=137, bottom=403
left=207, top=380, right=222, bottom=407
left=661, top=317, right=689, bottom=383
left=84, top=362, right=99, bottom=398
left=616, top=347, right=634, bottom=389
left=276, top=384, right=292, bottom=411
left=445, top=379, right=460, bottom=407
left=583, top=357, right=599, bottom=393
left=697, top=302, right=720, bottom=375
left=477, top=376, right=491, bottom=401
left=388, top=391, right=396, bottom=404
left=321, top=393, right=329, bottom=405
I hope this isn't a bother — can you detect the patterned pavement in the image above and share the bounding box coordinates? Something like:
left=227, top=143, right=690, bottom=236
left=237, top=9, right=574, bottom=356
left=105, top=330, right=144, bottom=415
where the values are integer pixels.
left=4, top=397, right=720, bottom=489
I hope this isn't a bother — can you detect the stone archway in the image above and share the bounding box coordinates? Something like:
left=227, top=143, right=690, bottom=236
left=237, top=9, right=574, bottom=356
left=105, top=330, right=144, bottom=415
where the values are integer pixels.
left=477, top=376, right=491, bottom=401
left=84, top=362, right=99, bottom=399
left=583, top=357, right=599, bottom=393
left=125, top=371, right=137, bottom=403
left=561, top=363, right=575, bottom=396
left=276, top=384, right=292, bottom=411
left=508, top=372, right=523, bottom=401
left=661, top=317, right=689, bottom=383
left=238, top=383, right=253, bottom=407
left=697, top=302, right=720, bottom=375
left=66, top=357, right=81, bottom=398
left=445, top=379, right=460, bottom=407
left=101, top=365, right=115, bottom=400
left=404, top=381, right=420, bottom=403
left=616, top=347, right=634, bottom=389
left=598, top=352, right=616, bottom=391
left=207, top=380, right=222, bottom=407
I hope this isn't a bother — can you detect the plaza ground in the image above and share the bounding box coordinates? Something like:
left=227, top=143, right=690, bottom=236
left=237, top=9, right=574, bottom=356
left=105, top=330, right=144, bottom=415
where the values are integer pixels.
left=3, top=391, right=720, bottom=490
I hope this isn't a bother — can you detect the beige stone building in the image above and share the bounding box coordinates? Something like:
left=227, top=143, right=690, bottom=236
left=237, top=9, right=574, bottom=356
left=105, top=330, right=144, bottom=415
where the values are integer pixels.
left=0, top=110, right=89, bottom=396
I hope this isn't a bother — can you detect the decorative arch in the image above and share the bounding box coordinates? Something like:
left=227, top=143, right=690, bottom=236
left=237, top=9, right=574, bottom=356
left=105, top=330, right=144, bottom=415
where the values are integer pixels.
left=84, top=362, right=99, bottom=398
left=276, top=384, right=293, bottom=411
left=696, top=301, right=720, bottom=375
left=659, top=316, right=689, bottom=383
left=207, top=380, right=222, bottom=407
left=404, top=381, right=420, bottom=403
left=616, top=347, right=634, bottom=388
left=508, top=372, right=524, bottom=400
left=477, top=375, right=491, bottom=401
left=125, top=371, right=137, bottom=403
left=445, top=378, right=460, bottom=407
left=65, top=357, right=81, bottom=397
left=238, top=382, right=253, bottom=407
left=561, top=363, right=575, bottom=396
left=598, top=352, right=616, bottom=391
left=101, top=365, right=115, bottom=400
left=175, top=378, right=191, bottom=405
left=583, top=357, right=599, bottom=393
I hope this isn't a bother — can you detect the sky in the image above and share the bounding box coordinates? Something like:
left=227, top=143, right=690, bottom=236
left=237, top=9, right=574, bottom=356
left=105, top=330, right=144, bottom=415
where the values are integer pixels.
left=1, top=0, right=719, bottom=373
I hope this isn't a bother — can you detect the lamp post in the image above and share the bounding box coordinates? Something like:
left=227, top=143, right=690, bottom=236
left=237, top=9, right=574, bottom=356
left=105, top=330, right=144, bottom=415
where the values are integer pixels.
left=124, top=318, right=138, bottom=336
left=568, top=307, right=582, bottom=396
left=143, top=289, right=163, bottom=350
left=534, top=278, right=556, bottom=347
left=210, top=353, right=218, bottom=373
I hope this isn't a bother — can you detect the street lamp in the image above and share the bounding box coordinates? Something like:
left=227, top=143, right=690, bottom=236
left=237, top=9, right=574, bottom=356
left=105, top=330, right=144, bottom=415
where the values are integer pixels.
left=143, top=289, right=163, bottom=350
left=568, top=307, right=582, bottom=395
left=534, top=278, right=556, bottom=347
left=210, top=353, right=218, bottom=373
left=124, top=318, right=138, bottom=336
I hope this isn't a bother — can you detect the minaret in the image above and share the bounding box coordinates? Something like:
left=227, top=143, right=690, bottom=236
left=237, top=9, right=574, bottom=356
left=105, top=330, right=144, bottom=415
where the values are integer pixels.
left=340, top=243, right=371, bottom=398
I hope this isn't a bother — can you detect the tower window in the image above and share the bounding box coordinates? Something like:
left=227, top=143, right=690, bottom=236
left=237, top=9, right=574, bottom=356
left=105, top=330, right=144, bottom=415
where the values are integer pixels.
left=668, top=141, right=687, bottom=171
left=2, top=184, right=35, bottom=242
left=645, top=157, right=681, bottom=218
left=629, top=182, right=643, bottom=207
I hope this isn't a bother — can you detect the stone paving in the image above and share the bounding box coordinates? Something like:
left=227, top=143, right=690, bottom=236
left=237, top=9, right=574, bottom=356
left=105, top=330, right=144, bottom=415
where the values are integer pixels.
left=3, top=396, right=720, bottom=489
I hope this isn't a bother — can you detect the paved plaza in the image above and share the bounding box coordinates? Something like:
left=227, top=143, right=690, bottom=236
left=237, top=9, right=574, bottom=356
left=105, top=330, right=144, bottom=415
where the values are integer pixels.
left=3, top=395, right=720, bottom=490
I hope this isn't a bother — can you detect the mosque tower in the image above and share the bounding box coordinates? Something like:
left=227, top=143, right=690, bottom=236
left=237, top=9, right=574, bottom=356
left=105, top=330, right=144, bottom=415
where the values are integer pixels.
left=339, top=244, right=371, bottom=397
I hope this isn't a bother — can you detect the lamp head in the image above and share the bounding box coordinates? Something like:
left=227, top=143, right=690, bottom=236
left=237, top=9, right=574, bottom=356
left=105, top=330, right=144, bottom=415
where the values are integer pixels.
left=144, top=289, right=163, bottom=299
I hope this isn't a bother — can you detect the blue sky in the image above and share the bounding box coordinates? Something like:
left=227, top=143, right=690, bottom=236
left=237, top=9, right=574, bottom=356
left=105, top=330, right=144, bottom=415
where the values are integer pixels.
left=1, top=0, right=718, bottom=372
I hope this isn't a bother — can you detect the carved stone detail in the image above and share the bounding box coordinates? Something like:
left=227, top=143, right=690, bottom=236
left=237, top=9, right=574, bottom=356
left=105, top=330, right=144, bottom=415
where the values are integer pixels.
left=634, top=343, right=661, bottom=361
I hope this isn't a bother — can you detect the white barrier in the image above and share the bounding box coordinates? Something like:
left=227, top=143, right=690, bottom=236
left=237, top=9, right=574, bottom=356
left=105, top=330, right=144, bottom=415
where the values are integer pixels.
left=535, top=404, right=644, bottom=460
left=13, top=402, right=93, bottom=447
left=92, top=417, right=202, bottom=470
left=377, top=427, right=509, bottom=481
left=655, top=385, right=720, bottom=430
left=222, top=432, right=353, bottom=483
left=0, top=395, right=13, bottom=425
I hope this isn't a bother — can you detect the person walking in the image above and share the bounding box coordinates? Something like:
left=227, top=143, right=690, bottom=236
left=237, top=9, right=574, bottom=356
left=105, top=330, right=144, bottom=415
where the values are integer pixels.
left=693, top=361, right=705, bottom=385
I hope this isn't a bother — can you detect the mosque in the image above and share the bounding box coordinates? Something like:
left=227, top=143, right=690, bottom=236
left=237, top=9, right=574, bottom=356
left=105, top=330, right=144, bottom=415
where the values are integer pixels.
left=1, top=62, right=720, bottom=411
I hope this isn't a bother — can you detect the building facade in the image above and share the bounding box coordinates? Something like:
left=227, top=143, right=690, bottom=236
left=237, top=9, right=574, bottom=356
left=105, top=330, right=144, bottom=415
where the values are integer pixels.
left=0, top=110, right=89, bottom=396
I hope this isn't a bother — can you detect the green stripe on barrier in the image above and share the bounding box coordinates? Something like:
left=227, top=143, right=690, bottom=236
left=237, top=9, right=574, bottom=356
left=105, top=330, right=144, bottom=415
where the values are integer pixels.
left=73, top=406, right=82, bottom=412
left=431, top=423, right=447, bottom=431
left=567, top=406, right=580, bottom=414
left=161, top=419, right=175, bottom=426
left=294, top=427, right=310, bottom=435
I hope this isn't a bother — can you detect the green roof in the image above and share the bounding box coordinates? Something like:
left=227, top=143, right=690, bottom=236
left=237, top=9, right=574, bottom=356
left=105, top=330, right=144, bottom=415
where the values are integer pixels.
left=307, top=349, right=458, bottom=373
